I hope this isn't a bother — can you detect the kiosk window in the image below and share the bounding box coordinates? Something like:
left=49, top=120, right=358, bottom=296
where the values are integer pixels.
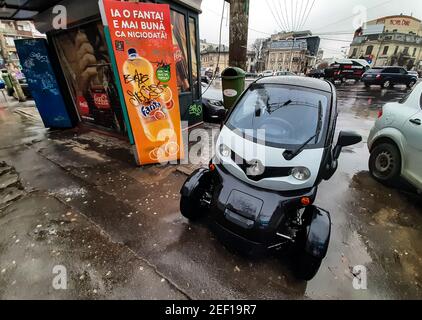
left=171, top=10, right=190, bottom=93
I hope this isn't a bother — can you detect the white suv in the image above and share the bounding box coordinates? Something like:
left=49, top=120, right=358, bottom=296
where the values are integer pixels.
left=368, top=82, right=422, bottom=191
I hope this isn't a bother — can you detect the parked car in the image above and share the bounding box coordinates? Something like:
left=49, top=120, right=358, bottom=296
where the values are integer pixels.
left=201, top=83, right=226, bottom=122
left=201, top=67, right=213, bottom=79
left=408, top=70, right=420, bottom=78
left=324, top=58, right=369, bottom=82
left=362, top=66, right=417, bottom=89
left=245, top=72, right=259, bottom=79
left=274, top=70, right=295, bottom=76
left=367, top=82, right=422, bottom=191
left=307, top=68, right=325, bottom=79
left=201, top=75, right=210, bottom=84
left=260, top=70, right=274, bottom=77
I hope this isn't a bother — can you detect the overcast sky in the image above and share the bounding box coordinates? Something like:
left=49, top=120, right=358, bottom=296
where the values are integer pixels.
left=198, top=0, right=422, bottom=58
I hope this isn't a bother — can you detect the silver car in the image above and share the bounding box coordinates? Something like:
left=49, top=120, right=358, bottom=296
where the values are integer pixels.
left=368, top=82, right=422, bottom=191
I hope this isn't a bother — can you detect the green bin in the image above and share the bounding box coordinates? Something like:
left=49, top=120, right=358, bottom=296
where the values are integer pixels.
left=221, top=67, right=245, bottom=109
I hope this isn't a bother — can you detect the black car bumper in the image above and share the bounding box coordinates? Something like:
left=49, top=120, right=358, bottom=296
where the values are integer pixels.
left=209, top=164, right=317, bottom=255
left=203, top=99, right=225, bottom=122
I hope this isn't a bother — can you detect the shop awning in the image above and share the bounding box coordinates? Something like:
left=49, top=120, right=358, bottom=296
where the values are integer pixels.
left=0, top=0, right=63, bottom=20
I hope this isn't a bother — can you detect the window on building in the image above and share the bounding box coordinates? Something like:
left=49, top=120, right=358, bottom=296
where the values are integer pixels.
left=382, top=46, right=389, bottom=55
left=403, top=47, right=409, bottom=55
left=413, top=48, right=417, bottom=57
left=365, top=45, right=373, bottom=55
left=171, top=10, right=190, bottom=93
left=394, top=46, right=399, bottom=55
left=5, top=36, right=15, bottom=46
left=188, top=17, right=198, bottom=97
left=351, top=48, right=357, bottom=57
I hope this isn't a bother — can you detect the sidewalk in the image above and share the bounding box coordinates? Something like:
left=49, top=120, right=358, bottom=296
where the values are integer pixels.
left=0, top=105, right=190, bottom=299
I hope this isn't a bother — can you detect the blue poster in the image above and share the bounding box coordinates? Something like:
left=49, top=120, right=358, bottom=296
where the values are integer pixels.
left=14, top=38, right=73, bottom=128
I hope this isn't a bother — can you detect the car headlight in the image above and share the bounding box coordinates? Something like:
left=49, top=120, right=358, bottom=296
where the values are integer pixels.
left=219, top=144, right=231, bottom=158
left=291, top=167, right=311, bottom=181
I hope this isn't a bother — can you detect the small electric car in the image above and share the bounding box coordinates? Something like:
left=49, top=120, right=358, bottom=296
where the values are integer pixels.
left=180, top=76, right=362, bottom=280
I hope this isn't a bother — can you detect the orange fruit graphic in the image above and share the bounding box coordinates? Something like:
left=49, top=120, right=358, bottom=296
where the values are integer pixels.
left=161, top=87, right=172, bottom=103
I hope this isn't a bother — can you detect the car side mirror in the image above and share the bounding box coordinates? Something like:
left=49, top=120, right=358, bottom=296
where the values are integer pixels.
left=333, top=131, right=362, bottom=159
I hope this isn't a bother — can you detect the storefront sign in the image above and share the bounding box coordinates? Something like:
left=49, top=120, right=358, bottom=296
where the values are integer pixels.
left=389, top=19, right=410, bottom=26
left=92, top=89, right=111, bottom=109
left=100, top=0, right=184, bottom=164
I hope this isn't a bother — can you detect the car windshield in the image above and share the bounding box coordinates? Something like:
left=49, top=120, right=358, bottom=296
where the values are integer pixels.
left=226, top=84, right=329, bottom=148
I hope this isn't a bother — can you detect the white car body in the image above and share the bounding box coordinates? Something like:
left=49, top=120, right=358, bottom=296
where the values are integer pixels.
left=261, top=70, right=274, bottom=77
left=368, top=82, right=422, bottom=190
left=216, top=125, right=324, bottom=191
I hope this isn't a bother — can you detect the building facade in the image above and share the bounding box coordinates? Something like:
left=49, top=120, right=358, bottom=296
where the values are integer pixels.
left=348, top=14, right=422, bottom=70
left=0, top=20, right=44, bottom=69
left=261, top=31, right=320, bottom=74
left=200, top=44, right=256, bottom=74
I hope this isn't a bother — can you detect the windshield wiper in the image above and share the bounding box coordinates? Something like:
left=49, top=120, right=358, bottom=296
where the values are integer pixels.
left=266, top=99, right=292, bottom=114
left=283, top=100, right=323, bottom=161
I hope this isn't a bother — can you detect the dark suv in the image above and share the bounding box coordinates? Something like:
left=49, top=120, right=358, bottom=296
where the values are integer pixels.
left=362, top=67, right=417, bottom=89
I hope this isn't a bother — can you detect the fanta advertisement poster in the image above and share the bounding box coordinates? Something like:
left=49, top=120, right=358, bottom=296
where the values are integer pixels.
left=101, top=0, right=184, bottom=164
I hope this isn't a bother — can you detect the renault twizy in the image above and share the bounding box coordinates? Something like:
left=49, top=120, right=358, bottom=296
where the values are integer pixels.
left=180, top=76, right=361, bottom=280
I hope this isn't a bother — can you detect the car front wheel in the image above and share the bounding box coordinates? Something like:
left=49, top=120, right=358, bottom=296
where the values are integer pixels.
left=369, top=143, right=401, bottom=185
left=408, top=80, right=416, bottom=88
left=382, top=80, right=392, bottom=88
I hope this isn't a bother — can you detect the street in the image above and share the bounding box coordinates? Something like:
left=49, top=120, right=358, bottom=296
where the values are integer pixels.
left=0, top=81, right=421, bottom=299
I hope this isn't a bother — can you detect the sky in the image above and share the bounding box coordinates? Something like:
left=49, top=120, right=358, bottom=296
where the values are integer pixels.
left=198, top=0, right=422, bottom=58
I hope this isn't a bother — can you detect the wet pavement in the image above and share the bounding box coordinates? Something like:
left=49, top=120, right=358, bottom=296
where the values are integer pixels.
left=0, top=81, right=421, bottom=299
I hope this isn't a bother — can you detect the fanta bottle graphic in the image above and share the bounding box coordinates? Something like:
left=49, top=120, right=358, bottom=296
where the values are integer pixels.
left=123, top=48, right=155, bottom=101
left=123, top=48, right=176, bottom=144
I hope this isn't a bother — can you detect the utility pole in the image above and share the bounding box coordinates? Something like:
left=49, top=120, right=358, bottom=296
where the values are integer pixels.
left=228, top=0, right=250, bottom=70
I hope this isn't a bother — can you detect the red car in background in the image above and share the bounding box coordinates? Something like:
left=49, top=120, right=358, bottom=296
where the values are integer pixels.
left=324, top=59, right=370, bottom=82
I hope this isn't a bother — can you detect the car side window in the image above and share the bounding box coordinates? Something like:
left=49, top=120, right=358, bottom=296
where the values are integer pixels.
left=399, top=69, right=407, bottom=75
left=382, top=68, right=392, bottom=73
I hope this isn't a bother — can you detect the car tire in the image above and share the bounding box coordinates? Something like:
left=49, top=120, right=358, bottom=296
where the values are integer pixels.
left=369, top=143, right=401, bottom=185
left=364, top=82, right=370, bottom=88
left=382, top=80, right=392, bottom=88
left=180, top=196, right=203, bottom=221
left=294, top=252, right=323, bottom=281
left=407, top=80, right=416, bottom=88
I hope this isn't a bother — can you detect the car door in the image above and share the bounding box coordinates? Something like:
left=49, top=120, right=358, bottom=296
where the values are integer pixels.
left=401, top=100, right=422, bottom=189
left=398, top=68, right=408, bottom=85
left=387, top=67, right=400, bottom=84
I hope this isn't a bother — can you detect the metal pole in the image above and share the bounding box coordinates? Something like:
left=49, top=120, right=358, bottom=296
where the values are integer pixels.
left=229, top=0, right=250, bottom=70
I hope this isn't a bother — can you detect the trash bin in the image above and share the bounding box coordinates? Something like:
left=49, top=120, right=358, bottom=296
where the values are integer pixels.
left=221, top=67, right=245, bottom=109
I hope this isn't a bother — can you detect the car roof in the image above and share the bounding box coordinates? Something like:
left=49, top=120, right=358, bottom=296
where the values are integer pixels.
left=255, top=76, right=333, bottom=93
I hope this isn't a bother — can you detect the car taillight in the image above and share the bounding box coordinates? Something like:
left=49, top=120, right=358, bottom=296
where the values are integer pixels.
left=376, top=74, right=381, bottom=79
left=378, top=109, right=383, bottom=118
